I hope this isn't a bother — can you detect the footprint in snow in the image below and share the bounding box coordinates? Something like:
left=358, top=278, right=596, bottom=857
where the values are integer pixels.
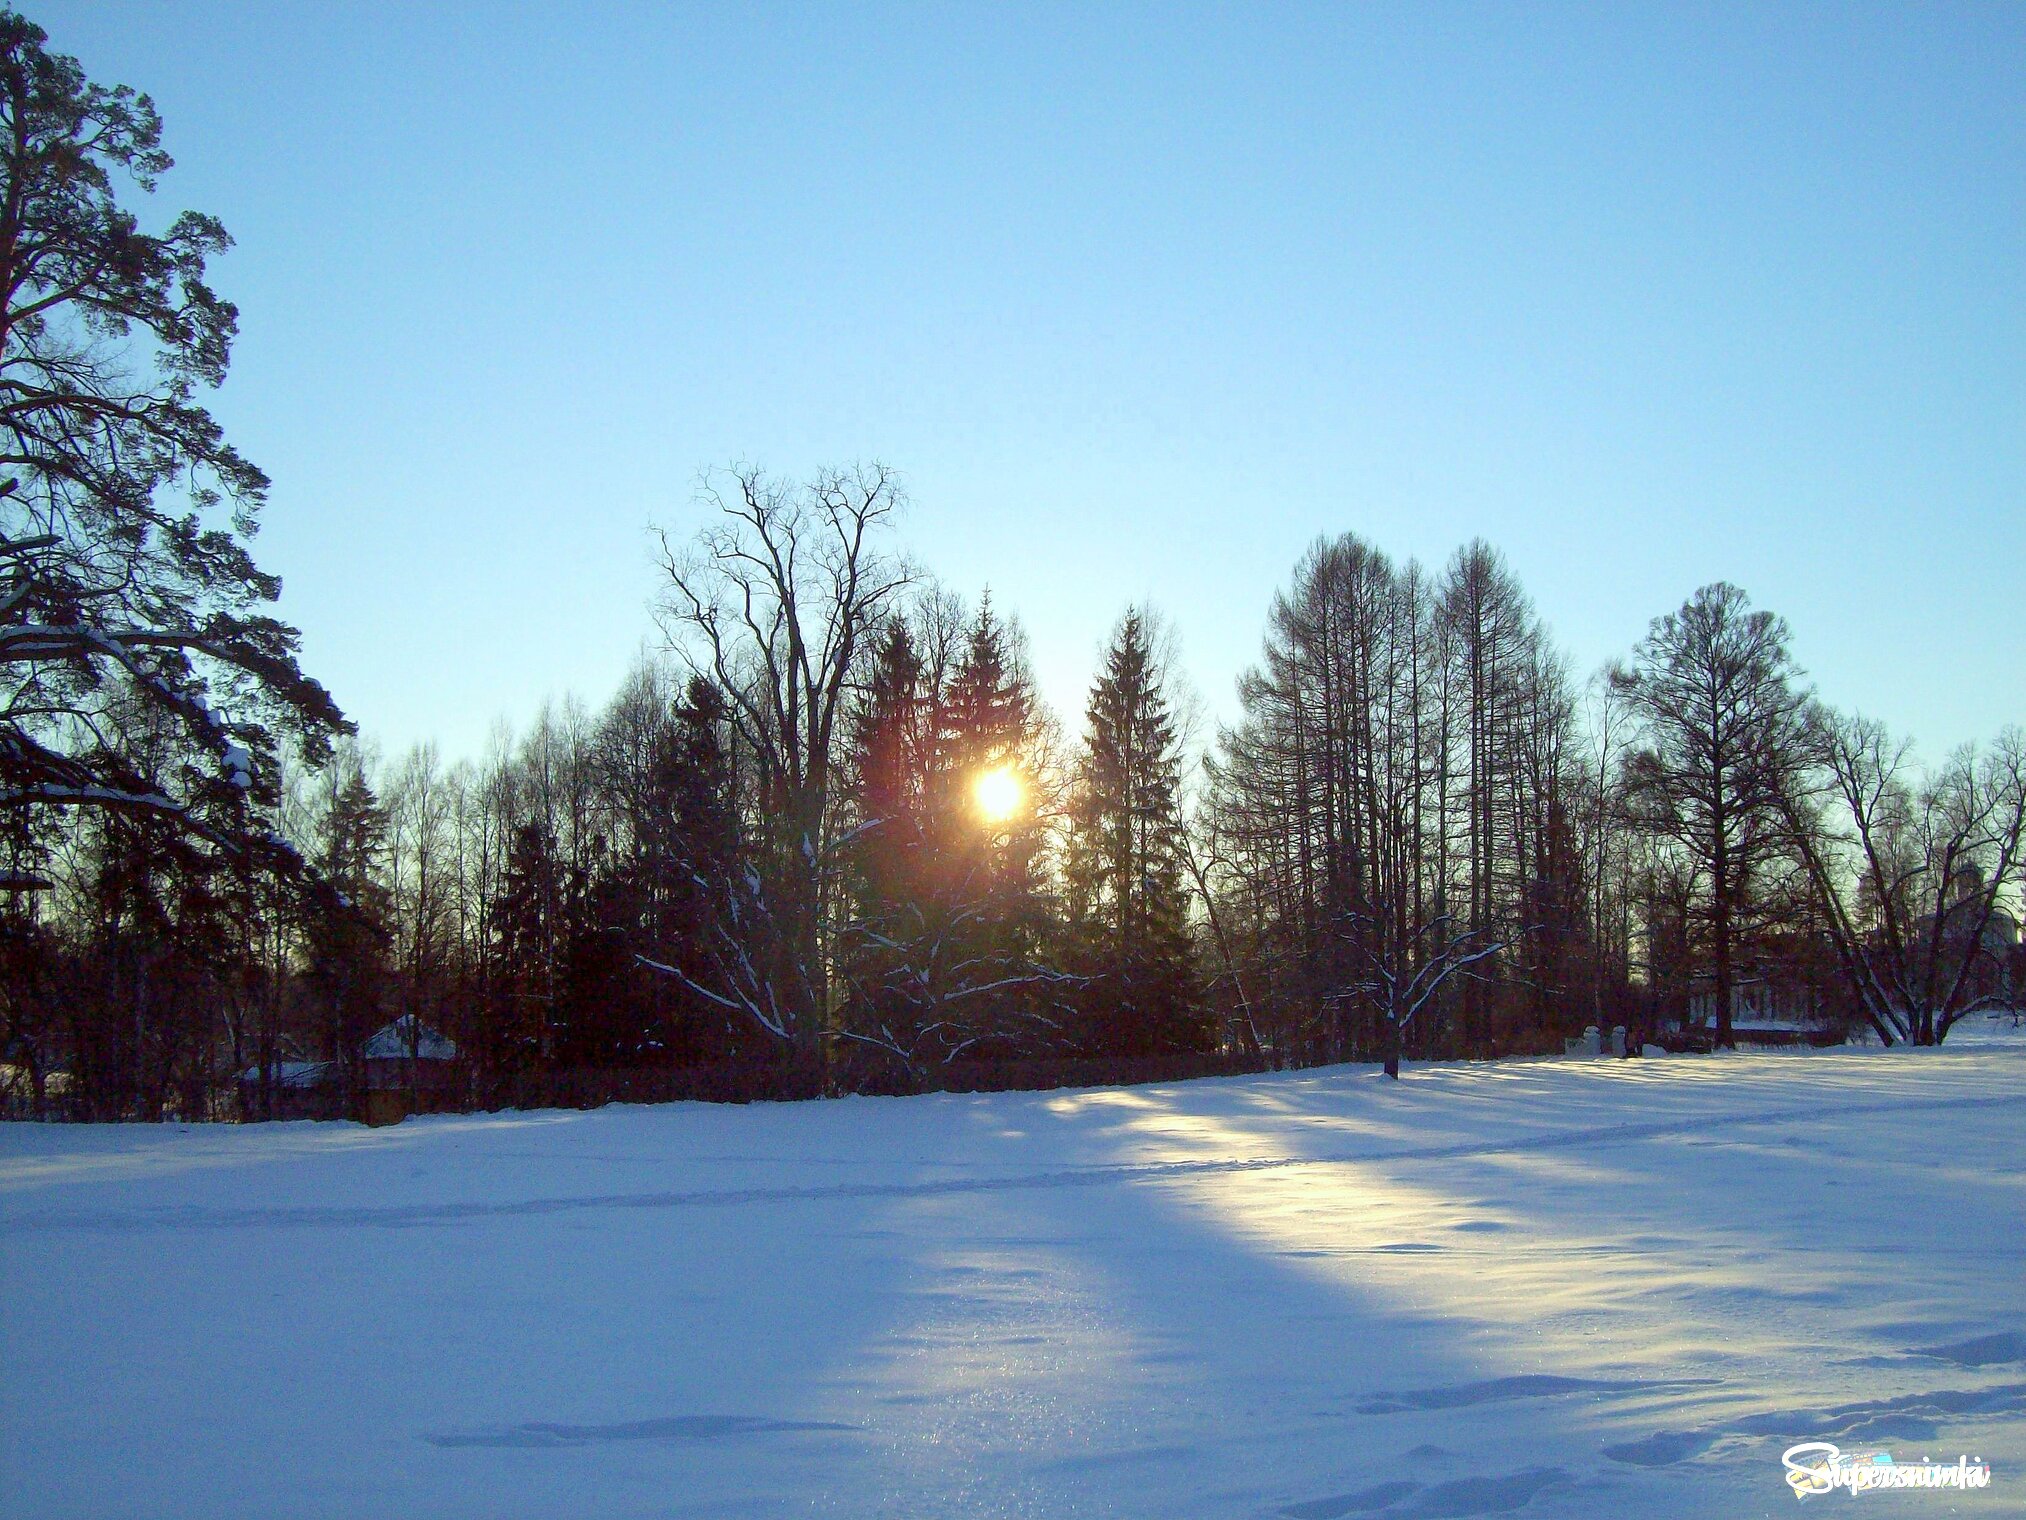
left=1606, top=1380, right=2026, bottom=1468
left=425, top=1414, right=860, bottom=1448
left=1601, top=1429, right=1717, bottom=1467
left=1282, top=1466, right=1571, bottom=1518
left=1356, top=1374, right=1714, bottom=1415
left=1914, top=1330, right=2026, bottom=1367
left=1281, top=1479, right=1420, bottom=1517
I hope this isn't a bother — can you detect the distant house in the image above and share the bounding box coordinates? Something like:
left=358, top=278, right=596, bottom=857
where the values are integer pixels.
left=359, top=1015, right=461, bottom=1126
left=236, top=1017, right=461, bottom=1125
left=234, top=1058, right=341, bottom=1121
left=1893, top=876, right=2019, bottom=1011
left=1919, top=890, right=2019, bottom=956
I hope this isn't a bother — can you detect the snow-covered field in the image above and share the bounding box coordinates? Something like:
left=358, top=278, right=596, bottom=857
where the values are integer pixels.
left=5, top=1027, right=2024, bottom=1519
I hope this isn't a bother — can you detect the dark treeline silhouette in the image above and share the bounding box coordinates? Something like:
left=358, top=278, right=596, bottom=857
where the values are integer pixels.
left=12, top=474, right=2021, bottom=1121
left=3, top=14, right=2021, bottom=1120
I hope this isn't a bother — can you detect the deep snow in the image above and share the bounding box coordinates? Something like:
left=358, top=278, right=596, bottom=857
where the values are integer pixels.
left=4, top=1024, right=2023, bottom=1518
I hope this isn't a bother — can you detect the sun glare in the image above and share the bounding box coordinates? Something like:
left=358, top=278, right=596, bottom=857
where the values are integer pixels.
left=973, top=765, right=1024, bottom=824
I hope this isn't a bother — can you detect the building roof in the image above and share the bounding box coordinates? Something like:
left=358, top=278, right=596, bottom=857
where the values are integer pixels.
left=236, top=1060, right=335, bottom=1090
left=360, top=1016, right=458, bottom=1062
left=1924, top=896, right=2020, bottom=950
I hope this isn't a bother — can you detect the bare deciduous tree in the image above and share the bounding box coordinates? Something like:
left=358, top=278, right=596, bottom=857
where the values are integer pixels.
left=651, top=464, right=912, bottom=1048
left=1347, top=910, right=1519, bottom=1079
left=1784, top=711, right=2024, bottom=1045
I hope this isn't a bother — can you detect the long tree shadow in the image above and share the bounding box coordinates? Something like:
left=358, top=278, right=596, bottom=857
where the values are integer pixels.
left=765, top=1051, right=2025, bottom=1516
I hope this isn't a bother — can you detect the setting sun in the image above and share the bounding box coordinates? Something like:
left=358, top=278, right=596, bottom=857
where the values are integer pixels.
left=972, top=764, right=1024, bottom=824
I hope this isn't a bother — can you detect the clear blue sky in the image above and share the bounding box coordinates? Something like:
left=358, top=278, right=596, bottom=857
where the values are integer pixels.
left=36, top=2, right=2024, bottom=763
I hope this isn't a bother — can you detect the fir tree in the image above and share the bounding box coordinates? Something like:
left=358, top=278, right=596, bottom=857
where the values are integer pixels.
left=651, top=676, right=753, bottom=1062
left=938, top=595, right=1032, bottom=781
left=556, top=833, right=656, bottom=1068
left=491, top=816, right=561, bottom=1071
left=1066, top=609, right=1206, bottom=1055
left=837, top=600, right=1067, bottom=1070
left=852, top=620, right=935, bottom=906
left=302, top=758, right=390, bottom=1097
left=933, top=597, right=1047, bottom=962
left=839, top=622, right=934, bottom=1038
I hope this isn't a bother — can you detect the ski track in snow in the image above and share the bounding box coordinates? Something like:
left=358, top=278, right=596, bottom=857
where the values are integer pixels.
left=11, top=1089, right=2020, bottom=1233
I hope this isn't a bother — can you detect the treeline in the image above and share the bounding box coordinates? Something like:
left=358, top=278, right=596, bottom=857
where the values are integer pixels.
left=6, top=466, right=2021, bottom=1121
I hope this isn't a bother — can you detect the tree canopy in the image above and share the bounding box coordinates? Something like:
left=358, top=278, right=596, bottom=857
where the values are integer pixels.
left=0, top=10, right=344, bottom=882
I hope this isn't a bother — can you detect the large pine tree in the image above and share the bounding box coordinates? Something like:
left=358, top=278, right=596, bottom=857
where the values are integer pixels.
left=938, top=596, right=1031, bottom=781
left=0, top=14, right=346, bottom=870
left=489, top=816, right=559, bottom=1072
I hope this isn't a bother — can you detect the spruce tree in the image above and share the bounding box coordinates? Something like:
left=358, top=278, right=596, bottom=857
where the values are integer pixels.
left=934, top=597, right=1047, bottom=960
left=491, top=817, right=560, bottom=1071
left=556, top=832, right=655, bottom=1068
left=1067, top=609, right=1206, bottom=1055
left=302, top=759, right=390, bottom=1096
left=838, top=600, right=1066, bottom=1069
left=852, top=621, right=935, bottom=909
left=838, top=621, right=930, bottom=1028
left=655, top=675, right=758, bottom=1062
left=938, top=595, right=1032, bottom=782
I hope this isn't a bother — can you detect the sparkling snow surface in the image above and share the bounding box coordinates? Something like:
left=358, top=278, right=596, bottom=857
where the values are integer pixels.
left=4, top=1029, right=2024, bottom=1519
